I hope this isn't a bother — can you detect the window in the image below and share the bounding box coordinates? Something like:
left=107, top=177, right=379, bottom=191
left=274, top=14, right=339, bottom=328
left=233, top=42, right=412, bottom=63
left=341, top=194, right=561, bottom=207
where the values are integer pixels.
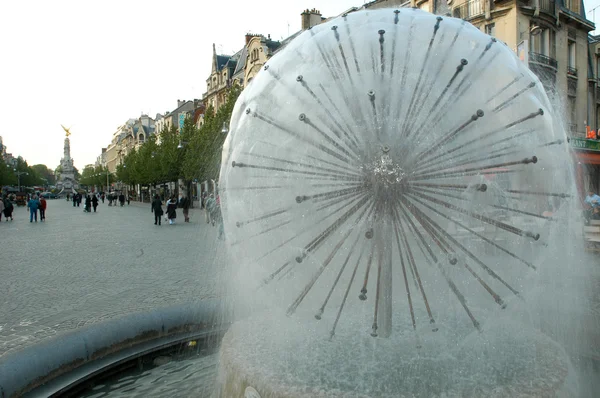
left=568, top=96, right=576, bottom=125
left=530, top=28, right=555, bottom=57
left=485, top=23, right=495, bottom=37
left=568, top=41, right=576, bottom=68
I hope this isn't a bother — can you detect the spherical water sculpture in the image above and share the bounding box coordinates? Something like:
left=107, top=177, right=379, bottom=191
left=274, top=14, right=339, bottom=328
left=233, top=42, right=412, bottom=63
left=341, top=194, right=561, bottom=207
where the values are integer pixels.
left=217, top=8, right=575, bottom=397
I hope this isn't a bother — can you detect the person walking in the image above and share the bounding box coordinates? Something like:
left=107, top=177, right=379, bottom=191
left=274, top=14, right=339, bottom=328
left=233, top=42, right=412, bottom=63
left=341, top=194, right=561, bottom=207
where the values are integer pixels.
left=181, top=195, right=191, bottom=222
left=72, top=192, right=77, bottom=207
left=27, top=195, right=40, bottom=222
left=92, top=194, right=99, bottom=212
left=39, top=195, right=47, bottom=221
left=151, top=194, right=163, bottom=225
left=101, top=192, right=105, bottom=203
left=119, top=193, right=125, bottom=207
left=205, top=194, right=216, bottom=226
left=84, top=195, right=91, bottom=213
left=166, top=196, right=177, bottom=225
left=0, top=196, right=4, bottom=222
left=2, top=195, right=13, bottom=221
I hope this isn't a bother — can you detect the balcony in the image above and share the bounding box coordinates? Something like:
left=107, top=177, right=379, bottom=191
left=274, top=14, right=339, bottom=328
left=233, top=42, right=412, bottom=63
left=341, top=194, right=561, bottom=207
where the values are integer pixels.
left=539, top=0, right=555, bottom=14
left=452, top=0, right=484, bottom=20
left=528, top=52, right=558, bottom=69
left=568, top=66, right=578, bottom=77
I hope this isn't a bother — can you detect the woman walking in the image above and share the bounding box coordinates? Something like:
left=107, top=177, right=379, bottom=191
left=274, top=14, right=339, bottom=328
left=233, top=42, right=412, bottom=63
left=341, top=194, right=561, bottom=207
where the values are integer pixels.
left=2, top=196, right=13, bottom=221
left=92, top=194, right=99, bottom=212
left=39, top=195, right=47, bottom=221
left=181, top=195, right=190, bottom=222
left=84, top=195, right=92, bottom=213
left=151, top=194, right=163, bottom=225
left=166, top=196, right=177, bottom=225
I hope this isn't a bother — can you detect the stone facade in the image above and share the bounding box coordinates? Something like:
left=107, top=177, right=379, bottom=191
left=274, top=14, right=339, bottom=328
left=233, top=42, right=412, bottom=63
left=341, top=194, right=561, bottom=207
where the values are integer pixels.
left=360, top=0, right=594, bottom=138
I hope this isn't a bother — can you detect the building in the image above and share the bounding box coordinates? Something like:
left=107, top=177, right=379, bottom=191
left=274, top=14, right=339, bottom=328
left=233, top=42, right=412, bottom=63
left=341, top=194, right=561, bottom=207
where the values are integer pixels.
left=104, top=115, right=156, bottom=173
left=202, top=45, right=242, bottom=112
left=201, top=9, right=331, bottom=114
left=361, top=0, right=599, bottom=197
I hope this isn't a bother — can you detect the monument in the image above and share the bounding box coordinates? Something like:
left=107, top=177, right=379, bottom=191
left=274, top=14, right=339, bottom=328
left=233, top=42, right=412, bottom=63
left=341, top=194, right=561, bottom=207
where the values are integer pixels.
left=216, top=8, right=587, bottom=397
left=56, top=125, right=79, bottom=194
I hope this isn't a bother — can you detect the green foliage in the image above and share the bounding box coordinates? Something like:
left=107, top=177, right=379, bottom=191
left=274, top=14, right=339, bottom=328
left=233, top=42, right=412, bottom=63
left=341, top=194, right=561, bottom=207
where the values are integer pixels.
left=80, top=164, right=112, bottom=190
left=115, top=85, right=242, bottom=190
left=31, top=164, right=56, bottom=186
left=182, top=84, right=242, bottom=182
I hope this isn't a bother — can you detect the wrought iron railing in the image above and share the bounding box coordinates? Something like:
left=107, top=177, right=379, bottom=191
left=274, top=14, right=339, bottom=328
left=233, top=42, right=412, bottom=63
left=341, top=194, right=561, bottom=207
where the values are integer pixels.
left=452, top=0, right=484, bottom=20
left=568, top=66, right=578, bottom=76
left=528, top=52, right=558, bottom=69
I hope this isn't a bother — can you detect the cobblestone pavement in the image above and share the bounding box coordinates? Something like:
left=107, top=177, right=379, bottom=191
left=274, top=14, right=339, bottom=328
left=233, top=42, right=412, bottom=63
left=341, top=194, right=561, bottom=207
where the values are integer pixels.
left=0, top=199, right=225, bottom=358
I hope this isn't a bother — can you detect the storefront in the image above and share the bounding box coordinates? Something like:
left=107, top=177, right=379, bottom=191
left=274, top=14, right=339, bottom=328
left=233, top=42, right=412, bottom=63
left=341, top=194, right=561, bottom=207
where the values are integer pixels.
left=571, top=138, right=600, bottom=201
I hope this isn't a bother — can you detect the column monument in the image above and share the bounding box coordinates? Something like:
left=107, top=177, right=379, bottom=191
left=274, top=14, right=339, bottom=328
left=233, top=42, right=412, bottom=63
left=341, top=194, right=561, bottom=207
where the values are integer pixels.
left=56, top=125, right=79, bottom=194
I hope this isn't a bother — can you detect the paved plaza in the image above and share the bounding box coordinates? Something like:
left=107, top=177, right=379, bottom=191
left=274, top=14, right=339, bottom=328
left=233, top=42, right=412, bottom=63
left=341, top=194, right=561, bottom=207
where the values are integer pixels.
left=0, top=199, right=225, bottom=358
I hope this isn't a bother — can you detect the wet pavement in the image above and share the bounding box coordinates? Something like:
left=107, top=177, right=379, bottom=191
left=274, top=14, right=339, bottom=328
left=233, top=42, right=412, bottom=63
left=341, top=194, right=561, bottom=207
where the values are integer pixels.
left=0, top=199, right=224, bottom=358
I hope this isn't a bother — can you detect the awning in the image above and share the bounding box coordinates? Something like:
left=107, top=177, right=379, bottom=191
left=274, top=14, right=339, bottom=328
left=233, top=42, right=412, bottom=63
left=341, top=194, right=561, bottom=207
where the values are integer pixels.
left=574, top=152, right=600, bottom=165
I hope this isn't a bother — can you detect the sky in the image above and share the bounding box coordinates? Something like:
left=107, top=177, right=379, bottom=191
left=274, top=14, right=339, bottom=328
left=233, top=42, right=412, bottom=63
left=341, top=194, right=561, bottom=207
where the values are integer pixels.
left=2, top=0, right=600, bottom=170
left=0, top=0, right=362, bottom=170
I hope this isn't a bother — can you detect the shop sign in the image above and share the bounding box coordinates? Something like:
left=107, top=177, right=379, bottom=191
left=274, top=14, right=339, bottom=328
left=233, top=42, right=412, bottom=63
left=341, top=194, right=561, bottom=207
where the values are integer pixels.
left=570, top=138, right=600, bottom=152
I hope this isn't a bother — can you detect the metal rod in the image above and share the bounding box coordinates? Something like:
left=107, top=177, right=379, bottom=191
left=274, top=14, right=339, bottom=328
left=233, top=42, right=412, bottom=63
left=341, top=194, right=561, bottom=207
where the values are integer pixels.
left=406, top=191, right=534, bottom=277
left=330, top=242, right=367, bottom=340
left=315, top=232, right=363, bottom=320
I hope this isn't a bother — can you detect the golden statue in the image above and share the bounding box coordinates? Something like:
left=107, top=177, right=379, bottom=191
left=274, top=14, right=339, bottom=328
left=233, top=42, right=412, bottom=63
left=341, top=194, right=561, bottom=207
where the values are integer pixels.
left=61, top=125, right=72, bottom=137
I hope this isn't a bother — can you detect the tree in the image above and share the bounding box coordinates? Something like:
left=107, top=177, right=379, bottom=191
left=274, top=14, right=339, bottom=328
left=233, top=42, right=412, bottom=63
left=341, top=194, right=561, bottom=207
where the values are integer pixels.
left=31, top=164, right=56, bottom=186
left=0, top=162, right=17, bottom=187
left=160, top=124, right=182, bottom=184
left=182, top=84, right=242, bottom=183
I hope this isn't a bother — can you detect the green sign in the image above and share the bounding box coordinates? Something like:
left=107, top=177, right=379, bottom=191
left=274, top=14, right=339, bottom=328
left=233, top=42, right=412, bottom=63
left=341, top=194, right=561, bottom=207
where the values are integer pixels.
left=570, top=138, right=600, bottom=152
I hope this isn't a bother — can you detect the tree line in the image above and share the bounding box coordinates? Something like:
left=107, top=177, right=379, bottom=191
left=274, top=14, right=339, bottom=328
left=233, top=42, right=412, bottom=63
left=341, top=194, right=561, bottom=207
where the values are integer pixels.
left=114, top=84, right=241, bottom=190
left=0, top=157, right=57, bottom=189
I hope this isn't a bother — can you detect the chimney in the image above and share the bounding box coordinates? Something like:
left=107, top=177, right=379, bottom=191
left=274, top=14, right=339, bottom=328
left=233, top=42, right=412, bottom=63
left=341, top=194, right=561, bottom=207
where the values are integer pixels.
left=177, top=99, right=186, bottom=108
left=301, top=8, right=322, bottom=30
left=245, top=33, right=253, bottom=45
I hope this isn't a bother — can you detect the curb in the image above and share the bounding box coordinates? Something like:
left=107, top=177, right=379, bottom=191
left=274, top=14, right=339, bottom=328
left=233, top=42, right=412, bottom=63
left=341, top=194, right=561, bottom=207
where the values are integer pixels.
left=0, top=299, right=226, bottom=398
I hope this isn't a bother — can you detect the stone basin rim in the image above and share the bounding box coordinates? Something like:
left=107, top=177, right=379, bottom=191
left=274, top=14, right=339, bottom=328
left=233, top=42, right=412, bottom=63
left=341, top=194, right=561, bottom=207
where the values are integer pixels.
left=0, top=299, right=228, bottom=398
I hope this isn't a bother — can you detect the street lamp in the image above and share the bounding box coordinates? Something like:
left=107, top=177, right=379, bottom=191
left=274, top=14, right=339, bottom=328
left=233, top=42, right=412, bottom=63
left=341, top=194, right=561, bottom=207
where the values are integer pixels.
left=13, top=169, right=28, bottom=192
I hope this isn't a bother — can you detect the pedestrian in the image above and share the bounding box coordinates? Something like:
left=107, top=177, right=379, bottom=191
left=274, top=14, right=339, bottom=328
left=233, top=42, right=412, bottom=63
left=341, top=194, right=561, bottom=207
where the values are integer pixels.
left=39, top=195, right=47, bottom=221
left=181, top=195, right=191, bottom=222
left=72, top=193, right=77, bottom=207
left=151, top=194, right=163, bottom=225
left=84, top=195, right=92, bottom=213
left=92, top=194, right=99, bottom=212
left=27, top=195, right=40, bottom=222
left=77, top=193, right=82, bottom=207
left=2, top=195, right=13, bottom=221
left=166, top=196, right=177, bottom=225
left=119, top=193, right=125, bottom=207
left=66, top=193, right=70, bottom=201
left=101, top=192, right=105, bottom=203
left=126, top=195, right=130, bottom=205
left=205, top=194, right=216, bottom=226
left=0, top=196, right=4, bottom=222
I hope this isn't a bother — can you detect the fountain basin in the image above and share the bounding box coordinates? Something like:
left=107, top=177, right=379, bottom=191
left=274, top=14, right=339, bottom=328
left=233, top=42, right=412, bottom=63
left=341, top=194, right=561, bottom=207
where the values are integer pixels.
left=216, top=312, right=572, bottom=398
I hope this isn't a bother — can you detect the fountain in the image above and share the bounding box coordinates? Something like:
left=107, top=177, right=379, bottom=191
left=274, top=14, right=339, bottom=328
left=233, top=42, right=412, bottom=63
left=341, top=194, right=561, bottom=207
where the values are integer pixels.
left=216, top=8, right=587, bottom=397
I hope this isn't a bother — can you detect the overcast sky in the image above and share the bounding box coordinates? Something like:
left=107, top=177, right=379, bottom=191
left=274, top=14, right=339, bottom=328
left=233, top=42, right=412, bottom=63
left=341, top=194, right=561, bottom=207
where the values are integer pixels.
left=2, top=0, right=599, bottom=170
left=0, top=0, right=362, bottom=170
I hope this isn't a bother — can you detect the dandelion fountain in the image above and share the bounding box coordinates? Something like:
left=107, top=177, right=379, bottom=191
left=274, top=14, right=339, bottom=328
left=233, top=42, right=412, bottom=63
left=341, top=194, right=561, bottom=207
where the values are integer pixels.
left=216, top=7, right=587, bottom=397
